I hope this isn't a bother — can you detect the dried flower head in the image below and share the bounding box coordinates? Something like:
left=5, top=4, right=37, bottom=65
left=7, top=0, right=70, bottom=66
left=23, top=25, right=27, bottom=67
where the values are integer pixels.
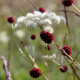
left=62, top=46, right=71, bottom=55
left=62, top=0, right=74, bottom=7
left=7, top=16, right=15, bottom=23
left=29, top=68, right=42, bottom=78
left=31, top=34, right=36, bottom=40
left=60, top=65, right=68, bottom=72
left=40, top=31, right=53, bottom=44
left=39, top=7, right=46, bottom=13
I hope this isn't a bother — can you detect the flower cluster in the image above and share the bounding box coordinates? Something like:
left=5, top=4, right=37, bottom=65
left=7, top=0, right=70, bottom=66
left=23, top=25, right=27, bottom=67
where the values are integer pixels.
left=62, top=0, right=74, bottom=7
left=40, top=31, right=53, bottom=44
left=29, top=68, right=42, bottom=78
left=62, top=46, right=71, bottom=55
left=14, top=11, right=66, bottom=31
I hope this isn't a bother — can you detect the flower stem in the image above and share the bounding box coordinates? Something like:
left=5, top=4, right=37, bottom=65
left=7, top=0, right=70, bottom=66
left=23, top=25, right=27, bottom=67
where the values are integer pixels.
left=64, top=6, right=71, bottom=47
left=8, top=41, right=11, bottom=72
left=0, top=56, right=12, bottom=80
left=72, top=4, right=80, bottom=13
left=27, top=0, right=38, bottom=10
left=52, top=41, right=80, bottom=69
left=11, top=24, right=14, bottom=30
left=18, top=39, right=48, bottom=80
left=11, top=23, right=48, bottom=80
left=42, top=62, right=73, bottom=72
left=52, top=59, right=60, bottom=66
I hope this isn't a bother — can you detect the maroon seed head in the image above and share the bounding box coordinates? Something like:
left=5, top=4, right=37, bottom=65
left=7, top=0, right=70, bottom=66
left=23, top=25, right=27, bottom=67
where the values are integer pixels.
left=29, top=68, right=42, bottom=78
left=7, top=16, right=15, bottom=23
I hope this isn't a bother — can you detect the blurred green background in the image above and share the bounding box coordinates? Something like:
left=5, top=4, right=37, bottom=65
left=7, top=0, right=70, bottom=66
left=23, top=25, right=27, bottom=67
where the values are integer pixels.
left=0, top=0, right=80, bottom=80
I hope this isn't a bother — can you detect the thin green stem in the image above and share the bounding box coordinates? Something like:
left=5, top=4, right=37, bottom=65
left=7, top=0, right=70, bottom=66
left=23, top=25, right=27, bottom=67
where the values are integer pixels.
left=42, top=62, right=73, bottom=72
left=24, top=45, right=38, bottom=68
left=64, top=6, right=71, bottom=47
left=72, top=4, right=80, bottom=13
left=11, top=24, right=14, bottom=30
left=11, top=24, right=48, bottom=80
left=52, top=59, right=60, bottom=66
left=19, top=40, right=48, bottom=80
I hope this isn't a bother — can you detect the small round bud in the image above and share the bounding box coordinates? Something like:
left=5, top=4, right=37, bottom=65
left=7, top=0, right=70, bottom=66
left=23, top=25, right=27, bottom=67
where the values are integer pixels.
left=7, top=16, right=15, bottom=23
left=40, top=31, right=53, bottom=44
left=31, top=34, right=36, bottom=40
left=29, top=68, right=42, bottom=78
left=45, top=44, right=51, bottom=50
left=60, top=66, right=68, bottom=72
left=39, top=7, right=46, bottom=13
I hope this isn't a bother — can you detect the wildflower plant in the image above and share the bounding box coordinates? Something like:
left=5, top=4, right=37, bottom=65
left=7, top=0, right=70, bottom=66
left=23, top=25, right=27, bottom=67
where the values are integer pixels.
left=14, top=10, right=66, bottom=30
left=0, top=0, right=80, bottom=80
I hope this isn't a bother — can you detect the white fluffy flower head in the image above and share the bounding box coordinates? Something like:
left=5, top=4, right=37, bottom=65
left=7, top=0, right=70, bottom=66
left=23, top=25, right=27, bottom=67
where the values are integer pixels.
left=26, top=13, right=34, bottom=19
left=0, top=31, right=9, bottom=43
left=14, top=11, right=65, bottom=29
left=26, top=20, right=37, bottom=28
left=34, top=11, right=42, bottom=18
left=42, top=19, right=52, bottom=25
left=44, top=26, right=54, bottom=33
left=15, top=30, right=25, bottom=38
left=17, top=16, right=26, bottom=24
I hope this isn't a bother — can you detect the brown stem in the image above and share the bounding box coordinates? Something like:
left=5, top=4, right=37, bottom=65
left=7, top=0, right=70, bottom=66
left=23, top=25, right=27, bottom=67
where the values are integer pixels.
left=62, top=34, right=80, bottom=79
left=74, top=51, right=80, bottom=60
left=27, top=0, right=38, bottom=10
left=71, top=65, right=80, bottom=80
left=64, top=6, right=71, bottom=47
left=58, top=9, right=80, bottom=17
left=65, top=57, right=80, bottom=80
left=8, top=41, right=11, bottom=72
left=52, top=41, right=80, bottom=68
left=52, top=41, right=80, bottom=79
left=63, top=33, right=67, bottom=46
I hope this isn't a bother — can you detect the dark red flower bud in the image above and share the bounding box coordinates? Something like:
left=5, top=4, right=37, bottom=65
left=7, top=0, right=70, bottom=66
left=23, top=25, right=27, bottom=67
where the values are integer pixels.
left=40, top=31, right=53, bottom=44
left=29, top=68, right=42, bottom=78
left=62, top=0, right=74, bottom=7
left=7, top=16, right=15, bottom=23
left=60, top=65, right=68, bottom=72
left=31, top=34, right=36, bottom=40
left=39, top=7, right=46, bottom=13
left=45, top=44, right=51, bottom=50
left=62, top=46, right=71, bottom=55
